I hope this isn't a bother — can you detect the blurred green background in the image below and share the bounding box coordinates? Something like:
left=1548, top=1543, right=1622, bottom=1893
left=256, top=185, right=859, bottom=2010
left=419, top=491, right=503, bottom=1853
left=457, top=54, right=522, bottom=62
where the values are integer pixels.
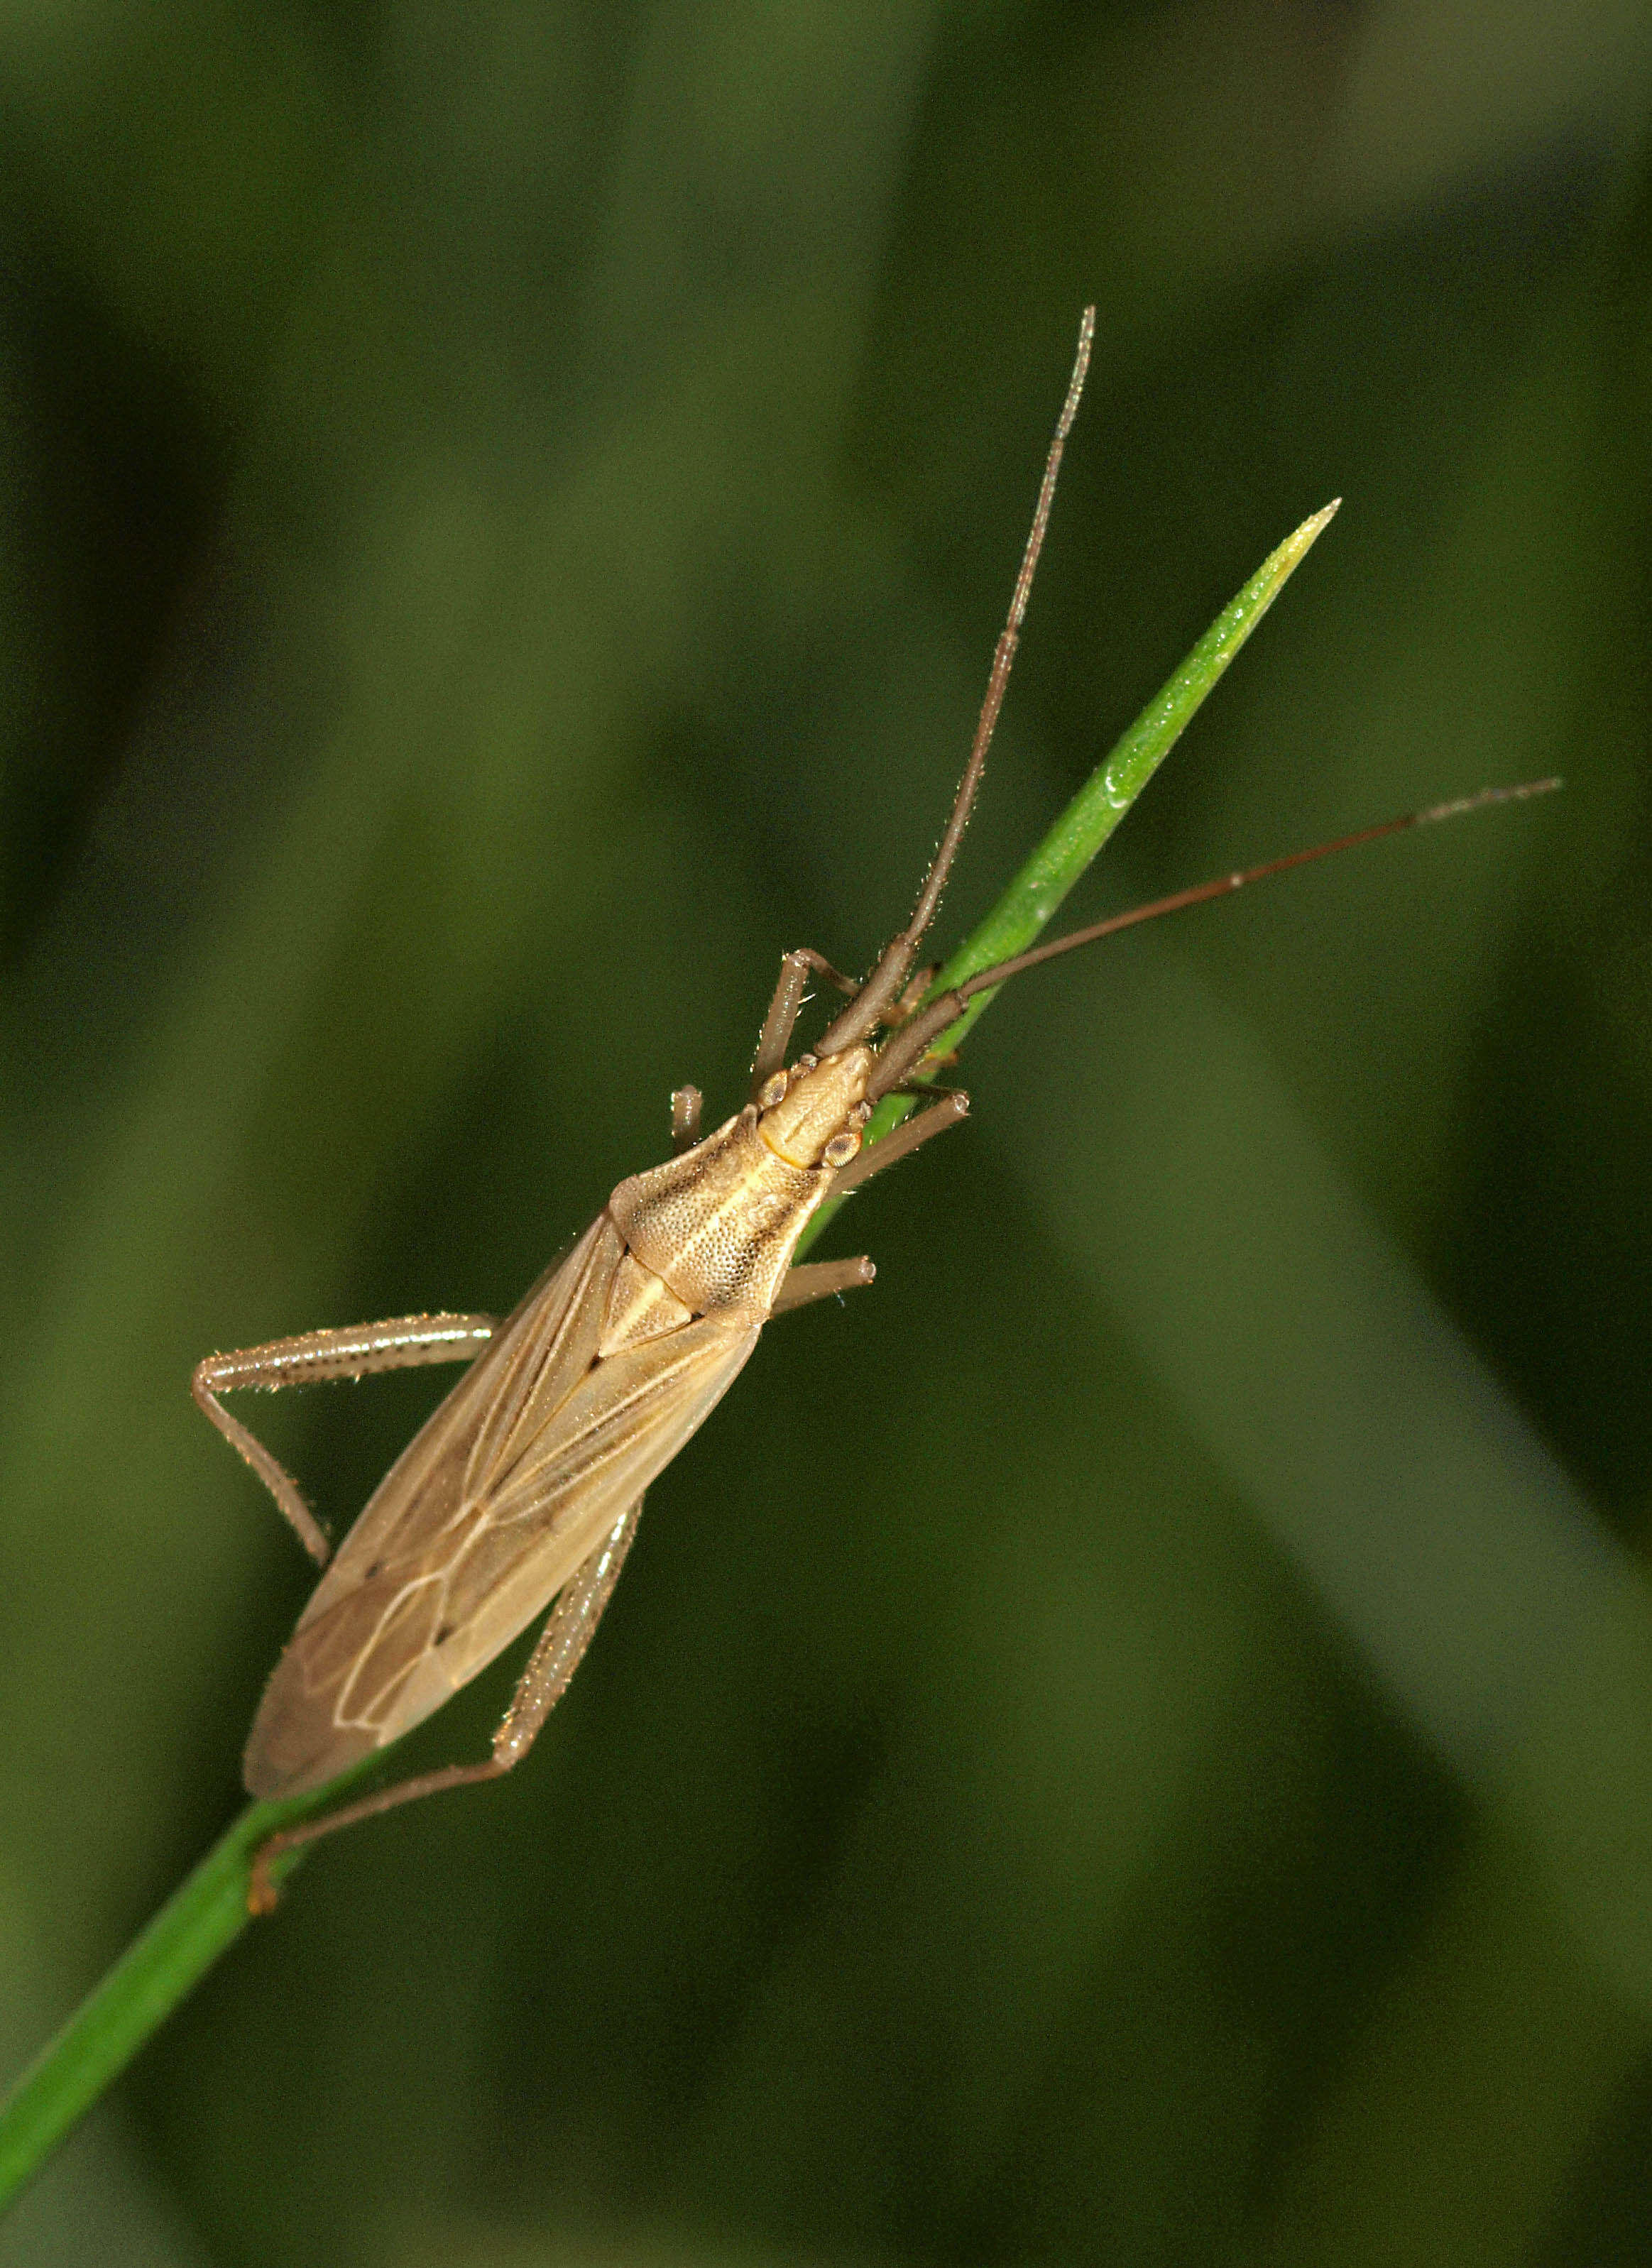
left=2, top=2, right=1652, bottom=2262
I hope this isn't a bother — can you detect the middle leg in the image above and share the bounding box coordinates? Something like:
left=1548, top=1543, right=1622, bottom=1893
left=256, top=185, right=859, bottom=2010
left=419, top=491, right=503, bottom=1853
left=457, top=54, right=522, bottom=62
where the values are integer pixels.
left=772, top=1256, right=876, bottom=1313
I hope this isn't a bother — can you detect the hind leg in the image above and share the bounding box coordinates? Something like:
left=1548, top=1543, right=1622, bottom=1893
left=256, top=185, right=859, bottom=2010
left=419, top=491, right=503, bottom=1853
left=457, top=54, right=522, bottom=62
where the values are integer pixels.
left=247, top=1498, right=643, bottom=1912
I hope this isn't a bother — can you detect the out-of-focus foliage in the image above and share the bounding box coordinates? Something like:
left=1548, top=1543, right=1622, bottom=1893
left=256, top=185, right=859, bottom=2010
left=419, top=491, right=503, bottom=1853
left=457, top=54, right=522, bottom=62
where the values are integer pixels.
left=1, top=3, right=1650, bottom=2262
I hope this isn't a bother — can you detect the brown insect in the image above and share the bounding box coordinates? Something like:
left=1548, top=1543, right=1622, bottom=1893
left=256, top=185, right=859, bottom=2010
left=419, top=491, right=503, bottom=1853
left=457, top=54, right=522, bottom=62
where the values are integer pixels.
left=194, top=310, right=1553, bottom=1912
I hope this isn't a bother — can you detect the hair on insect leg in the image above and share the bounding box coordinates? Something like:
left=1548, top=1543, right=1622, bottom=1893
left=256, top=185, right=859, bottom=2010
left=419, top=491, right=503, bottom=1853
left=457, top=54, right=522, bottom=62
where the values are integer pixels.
left=193, top=1315, right=500, bottom=1566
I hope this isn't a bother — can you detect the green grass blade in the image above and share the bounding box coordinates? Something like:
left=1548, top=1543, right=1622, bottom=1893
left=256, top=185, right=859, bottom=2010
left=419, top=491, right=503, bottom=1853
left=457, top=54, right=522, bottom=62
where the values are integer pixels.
left=0, top=501, right=1335, bottom=2215
left=798, top=499, right=1338, bottom=1257
left=0, top=1765, right=373, bottom=2214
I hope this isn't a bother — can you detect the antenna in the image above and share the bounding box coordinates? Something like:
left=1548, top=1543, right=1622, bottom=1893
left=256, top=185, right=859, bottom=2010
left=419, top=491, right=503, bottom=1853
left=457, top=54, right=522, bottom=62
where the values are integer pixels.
left=815, top=307, right=1096, bottom=1056
left=865, top=777, right=1561, bottom=1099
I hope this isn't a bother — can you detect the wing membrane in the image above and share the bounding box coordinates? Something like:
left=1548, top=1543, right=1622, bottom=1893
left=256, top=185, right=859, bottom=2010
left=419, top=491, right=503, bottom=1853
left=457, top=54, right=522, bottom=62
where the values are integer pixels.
left=244, top=1215, right=759, bottom=1797
left=416, top=1312, right=759, bottom=1704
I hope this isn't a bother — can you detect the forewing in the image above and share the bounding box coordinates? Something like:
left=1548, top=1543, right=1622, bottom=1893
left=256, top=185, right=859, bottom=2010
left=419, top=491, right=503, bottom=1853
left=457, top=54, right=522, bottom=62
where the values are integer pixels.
left=309, top=1214, right=622, bottom=1603
left=245, top=1236, right=760, bottom=1796
left=246, top=1214, right=623, bottom=1795
left=412, top=1310, right=760, bottom=1709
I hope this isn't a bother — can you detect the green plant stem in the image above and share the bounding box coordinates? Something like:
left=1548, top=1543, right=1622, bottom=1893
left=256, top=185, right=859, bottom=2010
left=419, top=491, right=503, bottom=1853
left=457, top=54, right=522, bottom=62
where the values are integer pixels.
left=0, top=500, right=1334, bottom=2216
left=0, top=1764, right=374, bottom=2213
left=798, top=498, right=1338, bottom=1259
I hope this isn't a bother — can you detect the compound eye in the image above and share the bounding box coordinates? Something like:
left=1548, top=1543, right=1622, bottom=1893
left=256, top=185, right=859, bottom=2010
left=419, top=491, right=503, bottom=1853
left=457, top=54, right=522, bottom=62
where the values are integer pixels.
left=757, top=1072, right=789, bottom=1110
left=823, top=1128, right=862, bottom=1168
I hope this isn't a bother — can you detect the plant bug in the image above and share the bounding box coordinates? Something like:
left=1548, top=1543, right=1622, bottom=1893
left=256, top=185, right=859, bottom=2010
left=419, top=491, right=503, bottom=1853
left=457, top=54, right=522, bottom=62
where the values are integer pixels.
left=194, top=309, right=1555, bottom=1912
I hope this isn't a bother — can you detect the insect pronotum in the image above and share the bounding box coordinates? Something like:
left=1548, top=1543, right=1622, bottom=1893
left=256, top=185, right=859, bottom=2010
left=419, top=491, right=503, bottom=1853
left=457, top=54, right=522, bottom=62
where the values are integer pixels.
left=196, top=309, right=1556, bottom=1912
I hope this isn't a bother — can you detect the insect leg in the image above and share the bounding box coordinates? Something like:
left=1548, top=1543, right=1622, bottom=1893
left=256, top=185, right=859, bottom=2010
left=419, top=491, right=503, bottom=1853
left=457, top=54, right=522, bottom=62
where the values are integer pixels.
left=671, top=1085, right=704, bottom=1153
left=194, top=1315, right=498, bottom=1565
left=828, top=1090, right=970, bottom=1198
left=878, top=1078, right=966, bottom=1103
left=750, top=948, right=859, bottom=1098
left=879, top=965, right=939, bottom=1026
left=246, top=1498, right=644, bottom=1914
left=772, top=1256, right=876, bottom=1313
